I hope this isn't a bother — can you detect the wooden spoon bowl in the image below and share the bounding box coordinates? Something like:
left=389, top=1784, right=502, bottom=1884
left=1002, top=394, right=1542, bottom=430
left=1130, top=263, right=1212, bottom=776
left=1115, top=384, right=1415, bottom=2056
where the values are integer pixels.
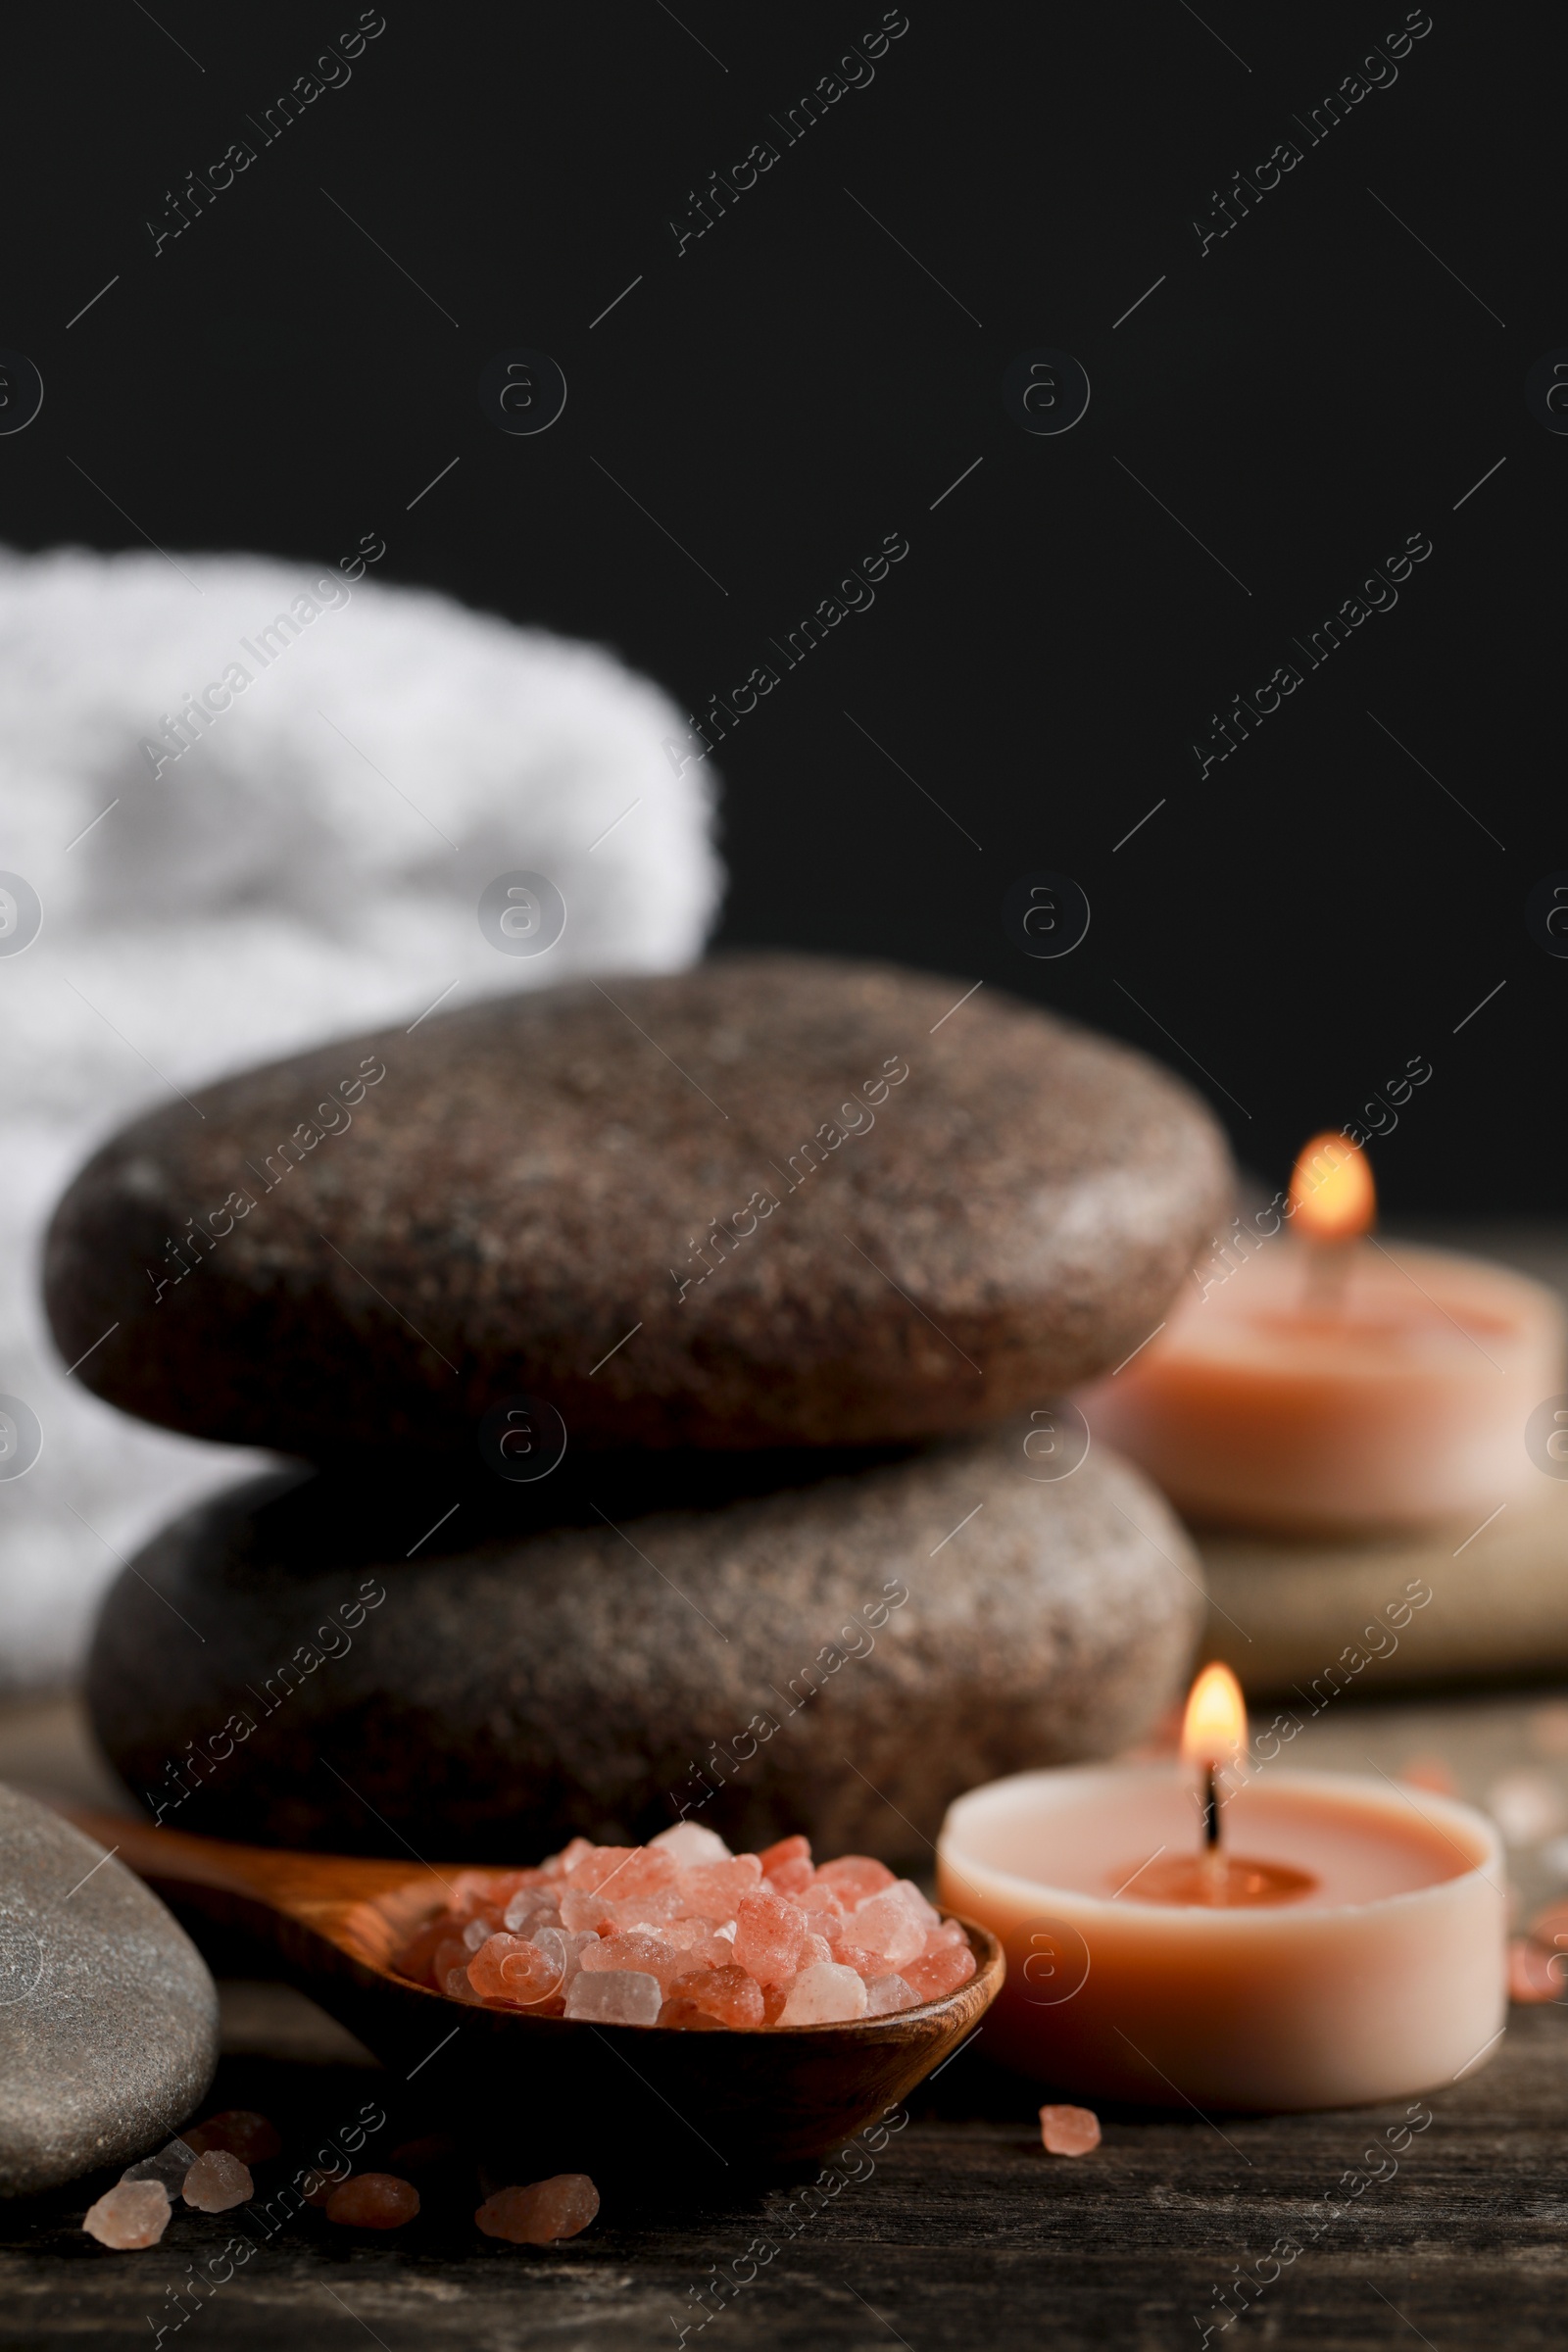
left=65, top=1807, right=1004, bottom=2167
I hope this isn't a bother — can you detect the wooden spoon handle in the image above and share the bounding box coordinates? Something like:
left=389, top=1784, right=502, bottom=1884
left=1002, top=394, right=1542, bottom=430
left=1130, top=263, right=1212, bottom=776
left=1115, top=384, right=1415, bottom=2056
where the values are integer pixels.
left=59, top=1803, right=425, bottom=1915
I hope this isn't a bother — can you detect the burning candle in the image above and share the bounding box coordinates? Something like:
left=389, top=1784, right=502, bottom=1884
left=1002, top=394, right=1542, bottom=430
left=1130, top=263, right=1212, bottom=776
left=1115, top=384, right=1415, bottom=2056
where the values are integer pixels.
left=1080, top=1133, right=1564, bottom=1534
left=938, top=1664, right=1505, bottom=2111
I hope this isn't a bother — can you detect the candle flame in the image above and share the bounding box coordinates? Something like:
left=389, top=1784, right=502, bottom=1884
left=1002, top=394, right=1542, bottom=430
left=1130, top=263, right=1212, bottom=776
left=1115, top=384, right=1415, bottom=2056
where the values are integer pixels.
left=1181, top=1662, right=1248, bottom=1769
left=1288, top=1131, right=1375, bottom=1244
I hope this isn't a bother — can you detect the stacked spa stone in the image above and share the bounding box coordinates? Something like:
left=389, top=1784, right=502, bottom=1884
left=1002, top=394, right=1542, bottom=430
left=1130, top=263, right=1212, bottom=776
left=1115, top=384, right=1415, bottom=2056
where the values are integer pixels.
left=46, top=955, right=1232, bottom=1863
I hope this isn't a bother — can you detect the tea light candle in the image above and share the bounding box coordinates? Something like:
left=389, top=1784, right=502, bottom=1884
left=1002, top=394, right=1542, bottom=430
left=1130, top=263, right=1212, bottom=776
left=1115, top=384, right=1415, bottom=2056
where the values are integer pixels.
left=1081, top=1134, right=1564, bottom=1534
left=938, top=1666, right=1505, bottom=2112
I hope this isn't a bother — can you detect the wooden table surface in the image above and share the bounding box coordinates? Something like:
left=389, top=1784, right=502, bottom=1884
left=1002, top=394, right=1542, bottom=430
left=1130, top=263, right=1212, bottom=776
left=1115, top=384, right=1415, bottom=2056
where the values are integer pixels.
left=5, top=1684, right=1568, bottom=2348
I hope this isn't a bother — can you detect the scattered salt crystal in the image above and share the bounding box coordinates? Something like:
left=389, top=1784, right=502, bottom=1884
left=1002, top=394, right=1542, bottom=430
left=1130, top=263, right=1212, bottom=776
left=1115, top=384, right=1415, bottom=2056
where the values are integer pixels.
left=182, top=2149, right=253, bottom=2212
left=564, top=1968, right=663, bottom=2027
left=1040, top=2103, right=1102, bottom=2156
left=651, top=1820, right=732, bottom=1865
left=325, top=2174, right=420, bottom=2229
left=475, top=2174, right=599, bottom=2244
left=82, top=2180, right=171, bottom=2248
left=121, top=2136, right=197, bottom=2191
left=182, top=2110, right=281, bottom=2162
left=777, top=1962, right=868, bottom=2026
left=864, top=1974, right=919, bottom=2015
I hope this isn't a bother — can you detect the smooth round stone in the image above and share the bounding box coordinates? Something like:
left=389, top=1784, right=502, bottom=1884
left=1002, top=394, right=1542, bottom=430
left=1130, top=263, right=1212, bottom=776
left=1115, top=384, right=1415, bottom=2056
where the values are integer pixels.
left=86, top=1435, right=1203, bottom=1863
left=45, top=955, right=1230, bottom=1456
left=0, top=1785, right=218, bottom=2197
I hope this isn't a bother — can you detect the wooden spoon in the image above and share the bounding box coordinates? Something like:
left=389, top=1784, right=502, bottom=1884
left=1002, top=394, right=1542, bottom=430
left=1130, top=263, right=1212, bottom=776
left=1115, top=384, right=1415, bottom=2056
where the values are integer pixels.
left=63, top=1806, right=1004, bottom=2166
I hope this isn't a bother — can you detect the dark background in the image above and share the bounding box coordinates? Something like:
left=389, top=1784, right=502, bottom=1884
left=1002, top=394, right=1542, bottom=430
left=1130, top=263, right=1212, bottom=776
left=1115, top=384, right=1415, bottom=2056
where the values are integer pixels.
left=4, top=0, right=1559, bottom=1210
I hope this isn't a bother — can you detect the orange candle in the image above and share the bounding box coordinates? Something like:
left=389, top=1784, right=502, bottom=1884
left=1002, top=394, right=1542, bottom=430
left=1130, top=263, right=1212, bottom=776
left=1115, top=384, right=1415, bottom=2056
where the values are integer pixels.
left=938, top=1666, right=1505, bottom=2112
left=1080, top=1134, right=1564, bottom=1534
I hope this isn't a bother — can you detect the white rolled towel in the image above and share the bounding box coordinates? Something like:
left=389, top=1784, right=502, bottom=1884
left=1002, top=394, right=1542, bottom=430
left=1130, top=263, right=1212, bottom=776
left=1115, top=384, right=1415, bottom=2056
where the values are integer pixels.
left=0, top=542, right=722, bottom=1688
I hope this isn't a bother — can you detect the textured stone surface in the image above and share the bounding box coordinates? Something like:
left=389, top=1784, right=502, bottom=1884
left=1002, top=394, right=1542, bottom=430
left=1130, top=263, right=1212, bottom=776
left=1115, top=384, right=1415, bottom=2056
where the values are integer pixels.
left=44, top=955, right=1230, bottom=1456
left=86, top=1435, right=1202, bottom=1862
left=0, top=1785, right=218, bottom=2198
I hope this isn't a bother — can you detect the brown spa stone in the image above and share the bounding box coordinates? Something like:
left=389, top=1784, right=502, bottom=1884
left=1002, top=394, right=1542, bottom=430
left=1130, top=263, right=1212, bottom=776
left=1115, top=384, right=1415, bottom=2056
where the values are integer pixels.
left=85, top=1432, right=1202, bottom=1863
left=0, top=1786, right=218, bottom=2198
left=44, top=955, right=1230, bottom=1457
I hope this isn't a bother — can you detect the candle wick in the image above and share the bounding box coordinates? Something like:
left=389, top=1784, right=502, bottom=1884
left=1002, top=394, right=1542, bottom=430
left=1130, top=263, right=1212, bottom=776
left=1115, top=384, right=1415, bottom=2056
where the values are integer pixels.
left=1202, top=1762, right=1220, bottom=1851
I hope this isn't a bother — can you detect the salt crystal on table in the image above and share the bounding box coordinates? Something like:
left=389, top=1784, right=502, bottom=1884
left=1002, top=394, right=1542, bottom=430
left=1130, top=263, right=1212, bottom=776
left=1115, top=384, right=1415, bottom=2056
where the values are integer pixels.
left=864, top=1974, right=919, bottom=2015
left=82, top=2180, right=171, bottom=2248
left=121, top=2136, right=197, bottom=2191
left=777, top=1962, right=868, bottom=2025
left=183, top=2110, right=282, bottom=2162
left=651, top=1821, right=731, bottom=1865
left=182, top=2149, right=253, bottom=2211
left=475, top=2174, right=600, bottom=2243
left=325, top=2174, right=420, bottom=2229
left=564, top=1969, right=663, bottom=2026
left=1040, top=2103, right=1102, bottom=2156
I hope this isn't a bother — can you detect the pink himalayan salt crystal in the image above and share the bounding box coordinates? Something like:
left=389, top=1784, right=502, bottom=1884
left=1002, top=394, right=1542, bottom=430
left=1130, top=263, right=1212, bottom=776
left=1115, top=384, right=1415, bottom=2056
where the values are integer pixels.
left=83, top=2180, right=172, bottom=2248
left=901, top=1940, right=977, bottom=2003
left=121, top=2136, right=197, bottom=2191
left=733, top=1888, right=811, bottom=1984
left=325, top=2174, right=421, bottom=2229
left=1040, top=2104, right=1102, bottom=2157
left=677, top=1854, right=764, bottom=1920
left=183, top=2109, right=281, bottom=2163
left=577, top=1930, right=697, bottom=1992
left=793, top=1882, right=847, bottom=1925
left=565, top=1843, right=678, bottom=1900
left=504, top=1887, right=564, bottom=1935
left=476, top=2174, right=600, bottom=2244
left=778, top=1961, right=868, bottom=2026
left=865, top=1974, right=919, bottom=2015
left=467, top=1933, right=567, bottom=2004
left=564, top=1968, right=663, bottom=2026
left=182, top=2149, right=253, bottom=2212
left=651, top=1819, right=732, bottom=1865
left=760, top=1834, right=815, bottom=1894
left=851, top=1889, right=929, bottom=1970
left=663, top=1964, right=765, bottom=2029
left=816, top=1855, right=895, bottom=1904
left=1509, top=1936, right=1564, bottom=2002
